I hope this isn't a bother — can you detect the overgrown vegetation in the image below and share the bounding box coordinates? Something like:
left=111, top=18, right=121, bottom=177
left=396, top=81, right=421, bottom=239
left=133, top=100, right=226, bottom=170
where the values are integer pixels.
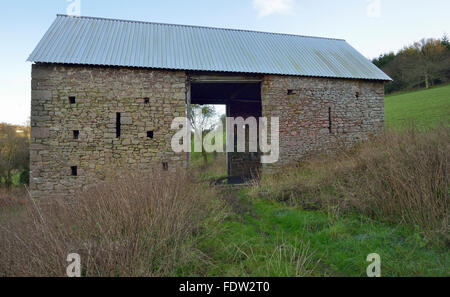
left=0, top=123, right=30, bottom=188
left=0, top=170, right=227, bottom=276
left=1, top=84, right=448, bottom=276
left=191, top=152, right=228, bottom=182
left=188, top=125, right=449, bottom=276
left=250, top=125, right=449, bottom=246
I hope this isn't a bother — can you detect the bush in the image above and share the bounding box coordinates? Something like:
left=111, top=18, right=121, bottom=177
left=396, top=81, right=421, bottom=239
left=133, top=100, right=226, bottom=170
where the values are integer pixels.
left=0, top=123, right=29, bottom=188
left=0, top=169, right=227, bottom=276
left=251, top=125, right=449, bottom=244
left=19, top=167, right=29, bottom=185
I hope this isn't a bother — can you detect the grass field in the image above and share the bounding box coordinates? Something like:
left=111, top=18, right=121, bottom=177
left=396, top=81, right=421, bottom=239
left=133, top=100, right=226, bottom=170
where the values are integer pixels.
left=198, top=191, right=448, bottom=277
left=385, top=84, right=450, bottom=129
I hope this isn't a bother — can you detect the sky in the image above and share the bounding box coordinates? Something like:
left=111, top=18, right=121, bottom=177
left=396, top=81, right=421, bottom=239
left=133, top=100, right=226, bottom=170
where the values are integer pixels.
left=0, top=0, right=449, bottom=125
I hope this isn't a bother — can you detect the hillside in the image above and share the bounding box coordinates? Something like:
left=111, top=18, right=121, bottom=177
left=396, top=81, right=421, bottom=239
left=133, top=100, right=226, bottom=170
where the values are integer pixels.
left=385, top=84, right=450, bottom=129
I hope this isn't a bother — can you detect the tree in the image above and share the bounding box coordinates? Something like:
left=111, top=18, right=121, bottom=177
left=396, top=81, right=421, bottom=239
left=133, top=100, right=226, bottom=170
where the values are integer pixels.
left=411, top=38, right=448, bottom=88
left=189, top=105, right=217, bottom=166
left=442, top=33, right=450, bottom=50
left=0, top=124, right=30, bottom=188
left=372, top=52, right=396, bottom=68
left=377, top=36, right=450, bottom=93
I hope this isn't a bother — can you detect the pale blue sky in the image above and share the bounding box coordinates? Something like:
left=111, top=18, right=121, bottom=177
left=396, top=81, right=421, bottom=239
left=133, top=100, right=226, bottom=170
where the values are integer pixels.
left=0, top=0, right=449, bottom=125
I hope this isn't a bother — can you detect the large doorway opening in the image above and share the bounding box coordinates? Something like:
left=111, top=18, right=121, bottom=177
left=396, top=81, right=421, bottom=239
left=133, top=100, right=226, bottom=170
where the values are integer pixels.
left=189, top=103, right=227, bottom=179
left=188, top=74, right=263, bottom=183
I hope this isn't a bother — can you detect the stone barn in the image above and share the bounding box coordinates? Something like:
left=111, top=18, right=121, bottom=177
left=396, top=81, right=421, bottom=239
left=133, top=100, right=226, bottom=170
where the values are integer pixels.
left=28, top=15, right=391, bottom=198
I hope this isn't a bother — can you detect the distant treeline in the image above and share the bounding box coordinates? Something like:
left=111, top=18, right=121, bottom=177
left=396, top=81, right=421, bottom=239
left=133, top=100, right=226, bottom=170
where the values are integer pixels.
left=372, top=34, right=450, bottom=94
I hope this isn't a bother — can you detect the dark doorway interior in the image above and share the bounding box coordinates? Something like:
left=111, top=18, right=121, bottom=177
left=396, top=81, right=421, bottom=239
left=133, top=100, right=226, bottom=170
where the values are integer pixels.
left=190, top=80, right=262, bottom=183
left=191, top=83, right=261, bottom=105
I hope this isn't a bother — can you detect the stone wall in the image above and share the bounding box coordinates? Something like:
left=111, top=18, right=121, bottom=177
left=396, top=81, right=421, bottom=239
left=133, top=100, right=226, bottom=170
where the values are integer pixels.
left=261, top=75, right=385, bottom=171
left=30, top=64, right=385, bottom=198
left=30, top=64, right=187, bottom=199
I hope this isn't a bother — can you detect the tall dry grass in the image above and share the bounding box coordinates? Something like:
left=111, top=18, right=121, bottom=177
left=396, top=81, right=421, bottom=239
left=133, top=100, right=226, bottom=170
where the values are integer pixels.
left=251, top=125, right=449, bottom=244
left=0, top=170, right=227, bottom=276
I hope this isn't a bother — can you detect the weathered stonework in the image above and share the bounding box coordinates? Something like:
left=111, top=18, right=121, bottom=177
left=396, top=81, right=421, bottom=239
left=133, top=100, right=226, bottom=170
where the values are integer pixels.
left=31, top=64, right=187, bottom=199
left=30, top=64, right=385, bottom=198
left=261, top=75, right=385, bottom=171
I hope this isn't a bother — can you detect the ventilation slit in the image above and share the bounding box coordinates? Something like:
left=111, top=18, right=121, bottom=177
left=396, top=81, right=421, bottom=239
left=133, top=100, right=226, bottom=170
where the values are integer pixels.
left=116, top=113, right=121, bottom=138
left=328, top=107, right=332, bottom=134
left=73, top=130, right=79, bottom=139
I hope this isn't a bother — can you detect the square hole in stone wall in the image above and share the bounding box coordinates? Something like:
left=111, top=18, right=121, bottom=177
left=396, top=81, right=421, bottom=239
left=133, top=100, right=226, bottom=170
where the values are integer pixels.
left=73, top=130, right=80, bottom=139
left=144, top=97, right=150, bottom=104
left=71, top=166, right=78, bottom=176
left=147, top=131, right=154, bottom=139
left=287, top=89, right=296, bottom=95
left=69, top=96, right=76, bottom=104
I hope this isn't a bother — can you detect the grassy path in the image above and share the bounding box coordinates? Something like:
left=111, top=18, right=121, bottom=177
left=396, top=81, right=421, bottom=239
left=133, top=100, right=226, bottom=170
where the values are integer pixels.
left=198, top=188, right=449, bottom=277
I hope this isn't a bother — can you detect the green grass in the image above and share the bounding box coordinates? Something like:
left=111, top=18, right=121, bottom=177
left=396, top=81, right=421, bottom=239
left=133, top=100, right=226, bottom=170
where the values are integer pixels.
left=385, top=84, right=450, bottom=130
left=198, top=190, right=449, bottom=277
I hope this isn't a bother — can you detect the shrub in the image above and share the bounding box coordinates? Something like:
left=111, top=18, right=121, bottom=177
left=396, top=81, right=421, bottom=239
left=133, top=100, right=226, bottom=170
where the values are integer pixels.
left=0, top=169, right=227, bottom=276
left=19, top=167, right=29, bottom=185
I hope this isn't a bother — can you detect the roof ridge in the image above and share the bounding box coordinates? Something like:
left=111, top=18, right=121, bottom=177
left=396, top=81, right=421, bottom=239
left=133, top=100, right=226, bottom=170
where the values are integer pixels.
left=56, top=14, right=346, bottom=42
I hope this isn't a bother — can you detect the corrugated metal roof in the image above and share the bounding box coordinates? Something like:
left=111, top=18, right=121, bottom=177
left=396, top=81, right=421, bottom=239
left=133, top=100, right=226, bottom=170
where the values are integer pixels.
left=28, top=15, right=391, bottom=81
